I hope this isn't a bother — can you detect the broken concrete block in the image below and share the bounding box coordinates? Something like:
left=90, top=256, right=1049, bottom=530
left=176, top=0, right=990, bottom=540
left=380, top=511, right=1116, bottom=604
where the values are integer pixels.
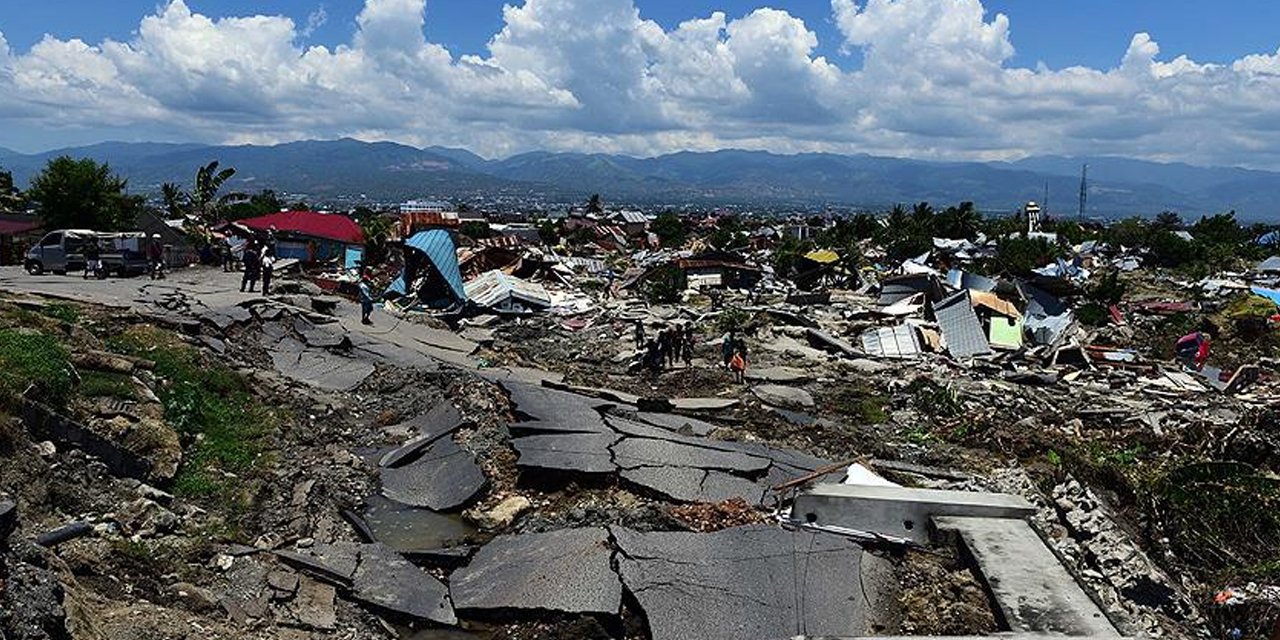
left=793, top=484, right=1035, bottom=544
left=751, top=384, right=816, bottom=410
left=450, top=527, right=621, bottom=615
left=284, top=576, right=337, bottom=631
left=744, top=366, right=811, bottom=384
left=466, top=495, right=532, bottom=531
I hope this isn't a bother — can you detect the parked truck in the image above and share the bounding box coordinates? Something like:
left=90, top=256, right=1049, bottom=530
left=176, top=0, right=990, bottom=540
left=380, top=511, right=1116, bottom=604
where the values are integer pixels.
left=24, top=229, right=150, bottom=277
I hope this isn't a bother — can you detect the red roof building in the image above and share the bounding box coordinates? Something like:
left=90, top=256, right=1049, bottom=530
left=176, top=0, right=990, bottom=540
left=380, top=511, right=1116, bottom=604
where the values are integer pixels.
left=237, top=211, right=364, bottom=244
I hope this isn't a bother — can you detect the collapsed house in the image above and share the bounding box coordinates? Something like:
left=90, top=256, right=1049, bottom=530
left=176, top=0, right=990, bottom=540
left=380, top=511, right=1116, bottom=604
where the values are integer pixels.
left=386, top=229, right=468, bottom=308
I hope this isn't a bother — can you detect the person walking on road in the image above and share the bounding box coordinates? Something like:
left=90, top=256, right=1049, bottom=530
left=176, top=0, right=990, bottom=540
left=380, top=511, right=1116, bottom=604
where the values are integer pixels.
left=147, top=234, right=165, bottom=280
left=82, top=238, right=102, bottom=279
left=681, top=324, right=694, bottom=367
left=240, top=241, right=261, bottom=292
left=729, top=344, right=746, bottom=384
left=359, top=274, right=376, bottom=325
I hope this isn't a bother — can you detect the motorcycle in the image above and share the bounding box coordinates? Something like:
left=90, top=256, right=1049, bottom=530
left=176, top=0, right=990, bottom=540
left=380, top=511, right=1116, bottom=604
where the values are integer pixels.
left=149, top=259, right=166, bottom=280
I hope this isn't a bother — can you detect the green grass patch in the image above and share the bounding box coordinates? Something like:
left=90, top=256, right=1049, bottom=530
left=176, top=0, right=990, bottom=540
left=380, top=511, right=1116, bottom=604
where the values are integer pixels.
left=0, top=328, right=74, bottom=407
left=41, top=303, right=81, bottom=325
left=109, top=326, right=277, bottom=504
left=826, top=385, right=888, bottom=424
left=78, top=371, right=138, bottom=399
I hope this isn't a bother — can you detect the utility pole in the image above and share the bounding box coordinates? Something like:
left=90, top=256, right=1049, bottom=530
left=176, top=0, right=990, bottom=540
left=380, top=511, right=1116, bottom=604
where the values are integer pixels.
left=1043, top=181, right=1049, bottom=217
left=1078, top=164, right=1088, bottom=221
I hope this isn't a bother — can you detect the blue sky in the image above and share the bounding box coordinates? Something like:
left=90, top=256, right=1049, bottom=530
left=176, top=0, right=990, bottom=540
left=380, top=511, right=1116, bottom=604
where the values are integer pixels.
left=6, top=0, right=1280, bottom=71
left=3, top=0, right=1280, bottom=168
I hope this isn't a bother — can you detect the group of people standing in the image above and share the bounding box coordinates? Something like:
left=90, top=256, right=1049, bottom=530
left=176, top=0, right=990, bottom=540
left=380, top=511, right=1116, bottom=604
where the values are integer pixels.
left=238, top=239, right=276, bottom=295
left=635, top=321, right=695, bottom=372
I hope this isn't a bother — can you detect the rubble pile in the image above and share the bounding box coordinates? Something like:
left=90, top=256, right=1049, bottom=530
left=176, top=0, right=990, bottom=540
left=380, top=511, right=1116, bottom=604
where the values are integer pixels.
left=3, top=206, right=1280, bottom=639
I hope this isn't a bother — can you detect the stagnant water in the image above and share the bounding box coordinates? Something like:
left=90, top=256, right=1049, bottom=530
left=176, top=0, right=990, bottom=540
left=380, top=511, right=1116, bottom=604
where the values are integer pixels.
left=361, top=494, right=477, bottom=552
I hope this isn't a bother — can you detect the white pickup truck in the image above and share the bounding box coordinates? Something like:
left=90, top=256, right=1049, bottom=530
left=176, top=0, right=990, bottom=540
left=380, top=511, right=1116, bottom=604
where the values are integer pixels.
left=24, top=229, right=150, bottom=277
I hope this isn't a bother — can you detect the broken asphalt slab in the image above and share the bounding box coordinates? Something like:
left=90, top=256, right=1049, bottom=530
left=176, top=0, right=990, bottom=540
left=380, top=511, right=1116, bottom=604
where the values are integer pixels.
left=269, top=341, right=375, bottom=392
left=278, top=542, right=456, bottom=625
left=380, top=437, right=489, bottom=511
left=511, top=432, right=620, bottom=475
left=621, top=466, right=766, bottom=504
left=379, top=401, right=466, bottom=468
left=611, top=437, right=771, bottom=474
left=630, top=411, right=718, bottom=436
left=449, top=527, right=621, bottom=615
left=501, top=382, right=613, bottom=434
left=612, top=524, right=891, bottom=640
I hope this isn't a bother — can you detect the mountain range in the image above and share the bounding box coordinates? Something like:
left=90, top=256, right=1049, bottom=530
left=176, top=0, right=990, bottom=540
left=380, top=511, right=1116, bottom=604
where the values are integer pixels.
left=2, top=139, right=1278, bottom=220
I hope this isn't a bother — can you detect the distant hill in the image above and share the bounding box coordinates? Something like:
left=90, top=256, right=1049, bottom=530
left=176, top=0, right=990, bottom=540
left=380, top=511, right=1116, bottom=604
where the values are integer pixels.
left=2, top=139, right=1278, bottom=219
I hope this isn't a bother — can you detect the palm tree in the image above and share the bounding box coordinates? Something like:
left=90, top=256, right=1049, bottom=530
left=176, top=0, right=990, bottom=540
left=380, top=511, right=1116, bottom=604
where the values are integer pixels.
left=161, top=182, right=190, bottom=219
left=1154, top=210, right=1183, bottom=231
left=191, top=161, right=238, bottom=224
left=586, top=194, right=603, bottom=214
left=937, top=201, right=983, bottom=239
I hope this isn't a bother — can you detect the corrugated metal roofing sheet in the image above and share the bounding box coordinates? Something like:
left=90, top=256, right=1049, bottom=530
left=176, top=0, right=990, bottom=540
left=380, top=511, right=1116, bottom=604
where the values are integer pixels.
left=464, top=270, right=551, bottom=309
left=404, top=230, right=467, bottom=302
left=860, top=325, right=921, bottom=359
left=934, top=290, right=991, bottom=360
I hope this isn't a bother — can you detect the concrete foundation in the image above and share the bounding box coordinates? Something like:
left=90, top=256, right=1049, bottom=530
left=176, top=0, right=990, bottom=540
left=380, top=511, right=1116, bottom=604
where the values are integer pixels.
left=792, top=484, right=1036, bottom=543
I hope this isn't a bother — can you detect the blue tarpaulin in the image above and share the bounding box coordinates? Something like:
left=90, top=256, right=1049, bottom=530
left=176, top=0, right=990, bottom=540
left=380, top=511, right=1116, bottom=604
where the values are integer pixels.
left=401, top=230, right=467, bottom=302
left=344, top=246, right=364, bottom=270
left=1250, top=286, right=1280, bottom=306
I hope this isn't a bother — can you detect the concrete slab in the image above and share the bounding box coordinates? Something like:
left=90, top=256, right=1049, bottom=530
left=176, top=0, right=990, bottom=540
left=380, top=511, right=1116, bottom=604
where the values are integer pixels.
left=450, top=527, right=621, bottom=615
left=612, top=525, right=888, bottom=640
left=752, top=384, right=816, bottom=409
left=744, top=366, right=811, bottom=384
left=612, top=438, right=770, bottom=474
left=793, top=484, right=1035, bottom=544
left=511, top=433, right=619, bottom=474
left=934, top=516, right=1118, bottom=636
left=278, top=542, right=456, bottom=625
left=670, top=397, right=739, bottom=412
left=380, top=437, right=488, bottom=511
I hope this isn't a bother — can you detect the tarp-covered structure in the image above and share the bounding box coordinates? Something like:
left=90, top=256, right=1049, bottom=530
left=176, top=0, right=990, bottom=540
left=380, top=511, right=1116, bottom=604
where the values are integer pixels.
left=387, top=230, right=467, bottom=308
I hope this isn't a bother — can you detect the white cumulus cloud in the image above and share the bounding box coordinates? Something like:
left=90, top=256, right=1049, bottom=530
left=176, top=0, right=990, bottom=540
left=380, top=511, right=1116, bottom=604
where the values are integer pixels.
left=0, top=0, right=1279, bottom=168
